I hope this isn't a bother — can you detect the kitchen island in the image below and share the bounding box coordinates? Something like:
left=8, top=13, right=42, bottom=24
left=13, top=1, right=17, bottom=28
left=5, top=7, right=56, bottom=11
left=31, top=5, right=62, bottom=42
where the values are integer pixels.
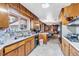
left=61, top=36, right=79, bottom=56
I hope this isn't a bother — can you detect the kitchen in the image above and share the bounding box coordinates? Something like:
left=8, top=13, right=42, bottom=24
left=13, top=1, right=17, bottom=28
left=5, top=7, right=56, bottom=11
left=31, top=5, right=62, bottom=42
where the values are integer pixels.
left=0, top=3, right=79, bottom=56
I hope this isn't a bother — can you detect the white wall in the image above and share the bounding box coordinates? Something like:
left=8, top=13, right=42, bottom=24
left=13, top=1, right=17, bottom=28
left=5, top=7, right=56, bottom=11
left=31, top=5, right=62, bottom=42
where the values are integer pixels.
left=62, top=25, right=72, bottom=36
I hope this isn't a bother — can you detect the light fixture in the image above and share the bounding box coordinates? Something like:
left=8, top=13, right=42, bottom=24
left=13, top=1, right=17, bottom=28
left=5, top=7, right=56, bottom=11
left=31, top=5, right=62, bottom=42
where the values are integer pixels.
left=42, top=3, right=50, bottom=8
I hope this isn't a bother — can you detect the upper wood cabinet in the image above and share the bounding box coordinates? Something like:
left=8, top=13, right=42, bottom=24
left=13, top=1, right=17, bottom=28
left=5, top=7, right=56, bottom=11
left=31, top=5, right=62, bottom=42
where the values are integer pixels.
left=0, top=3, right=39, bottom=28
left=59, top=3, right=79, bottom=25
left=59, top=8, right=69, bottom=25
left=0, top=3, right=9, bottom=28
left=64, top=3, right=79, bottom=17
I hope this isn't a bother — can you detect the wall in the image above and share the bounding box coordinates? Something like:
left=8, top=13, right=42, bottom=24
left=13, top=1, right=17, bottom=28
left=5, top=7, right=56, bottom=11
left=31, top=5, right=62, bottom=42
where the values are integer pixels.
left=62, top=25, right=72, bottom=36
left=67, top=26, right=76, bottom=33
left=62, top=25, right=79, bottom=36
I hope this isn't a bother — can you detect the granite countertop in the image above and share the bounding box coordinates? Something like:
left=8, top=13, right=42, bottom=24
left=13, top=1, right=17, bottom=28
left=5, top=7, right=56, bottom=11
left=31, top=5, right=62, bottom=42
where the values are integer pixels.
left=62, top=36, right=79, bottom=52
left=0, top=33, right=39, bottom=50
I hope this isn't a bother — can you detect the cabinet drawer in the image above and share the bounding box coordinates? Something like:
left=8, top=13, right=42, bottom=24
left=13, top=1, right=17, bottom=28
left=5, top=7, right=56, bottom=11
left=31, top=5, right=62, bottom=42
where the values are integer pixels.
left=4, top=43, right=18, bottom=54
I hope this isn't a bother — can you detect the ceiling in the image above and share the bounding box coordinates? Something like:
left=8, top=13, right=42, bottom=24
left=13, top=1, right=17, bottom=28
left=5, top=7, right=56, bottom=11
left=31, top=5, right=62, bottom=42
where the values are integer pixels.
left=21, top=3, right=71, bottom=25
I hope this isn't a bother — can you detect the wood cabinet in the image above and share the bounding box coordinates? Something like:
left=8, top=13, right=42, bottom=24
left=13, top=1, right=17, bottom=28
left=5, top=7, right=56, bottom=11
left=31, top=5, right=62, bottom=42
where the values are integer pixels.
left=25, top=41, right=31, bottom=55
left=0, top=3, right=9, bottom=28
left=62, top=38, right=70, bottom=56
left=59, top=8, right=69, bottom=25
left=4, top=40, right=25, bottom=56
left=30, top=37, right=35, bottom=50
left=25, top=36, right=35, bottom=55
left=0, top=49, right=3, bottom=56
left=0, top=3, right=39, bottom=28
left=70, top=45, right=79, bottom=56
left=62, top=37, right=79, bottom=56
left=64, top=3, right=79, bottom=17
left=4, top=42, right=18, bottom=54
left=59, top=4, right=79, bottom=25
left=5, top=49, right=18, bottom=56
left=0, top=35, right=35, bottom=56
left=18, top=45, right=25, bottom=56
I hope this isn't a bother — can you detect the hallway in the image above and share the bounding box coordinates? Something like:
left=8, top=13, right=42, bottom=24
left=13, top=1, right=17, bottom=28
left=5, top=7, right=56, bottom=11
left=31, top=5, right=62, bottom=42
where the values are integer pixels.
left=29, top=39, right=64, bottom=56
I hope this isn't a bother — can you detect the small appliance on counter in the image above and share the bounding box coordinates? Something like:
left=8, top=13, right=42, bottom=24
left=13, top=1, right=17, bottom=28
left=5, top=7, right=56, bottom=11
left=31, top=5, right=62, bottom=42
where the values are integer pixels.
left=34, top=34, right=39, bottom=47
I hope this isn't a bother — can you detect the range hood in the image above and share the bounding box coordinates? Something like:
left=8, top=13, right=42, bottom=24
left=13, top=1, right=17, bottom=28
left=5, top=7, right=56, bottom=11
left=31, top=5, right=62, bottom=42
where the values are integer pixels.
left=68, top=17, right=79, bottom=25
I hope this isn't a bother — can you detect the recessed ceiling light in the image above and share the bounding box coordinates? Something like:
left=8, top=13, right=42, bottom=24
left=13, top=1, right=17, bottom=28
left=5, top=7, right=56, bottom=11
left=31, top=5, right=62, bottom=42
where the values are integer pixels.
left=42, top=3, right=50, bottom=8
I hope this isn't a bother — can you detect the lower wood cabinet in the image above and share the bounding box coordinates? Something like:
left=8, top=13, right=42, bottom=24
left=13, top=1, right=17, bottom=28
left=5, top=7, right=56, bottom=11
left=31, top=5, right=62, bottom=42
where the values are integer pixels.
left=2, top=36, right=35, bottom=56
left=25, top=41, right=31, bottom=55
left=0, top=49, right=3, bottom=56
left=30, top=37, right=35, bottom=50
left=5, top=44, right=25, bottom=56
left=5, top=49, right=18, bottom=56
left=62, top=38, right=70, bottom=56
left=25, top=36, right=35, bottom=55
left=62, top=37, right=79, bottom=56
left=17, top=45, right=25, bottom=56
left=70, top=45, right=79, bottom=56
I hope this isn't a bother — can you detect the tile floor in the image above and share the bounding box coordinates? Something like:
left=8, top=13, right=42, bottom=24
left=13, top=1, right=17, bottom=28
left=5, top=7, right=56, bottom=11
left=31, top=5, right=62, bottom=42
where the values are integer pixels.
left=29, top=39, right=64, bottom=56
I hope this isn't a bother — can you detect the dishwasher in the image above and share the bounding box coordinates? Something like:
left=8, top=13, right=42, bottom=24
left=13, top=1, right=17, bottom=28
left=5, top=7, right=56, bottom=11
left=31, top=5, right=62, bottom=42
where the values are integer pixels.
left=34, top=34, right=39, bottom=47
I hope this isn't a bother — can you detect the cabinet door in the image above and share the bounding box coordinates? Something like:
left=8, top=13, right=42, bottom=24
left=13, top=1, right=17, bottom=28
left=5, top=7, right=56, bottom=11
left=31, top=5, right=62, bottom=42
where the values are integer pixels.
left=62, top=38, right=70, bottom=56
left=61, top=39, right=65, bottom=54
left=0, top=4, right=9, bottom=28
left=0, top=49, right=3, bottom=56
left=64, top=43, right=70, bottom=56
left=18, top=45, right=25, bottom=56
left=30, top=38, right=35, bottom=50
left=25, top=41, right=31, bottom=56
left=70, top=45, right=79, bottom=56
left=5, top=49, right=18, bottom=56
